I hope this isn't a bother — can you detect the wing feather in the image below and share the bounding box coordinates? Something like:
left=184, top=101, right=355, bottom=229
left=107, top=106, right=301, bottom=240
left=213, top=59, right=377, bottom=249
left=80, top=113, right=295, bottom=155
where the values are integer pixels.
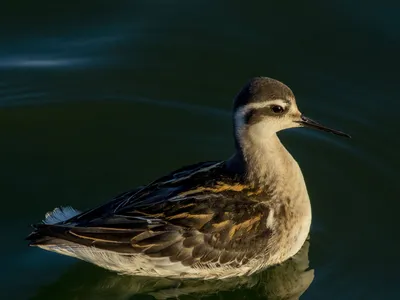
left=29, top=160, right=275, bottom=269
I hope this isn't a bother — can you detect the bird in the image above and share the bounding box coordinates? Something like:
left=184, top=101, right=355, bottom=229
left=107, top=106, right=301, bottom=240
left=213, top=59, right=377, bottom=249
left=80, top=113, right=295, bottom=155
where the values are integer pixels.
left=26, top=77, right=350, bottom=280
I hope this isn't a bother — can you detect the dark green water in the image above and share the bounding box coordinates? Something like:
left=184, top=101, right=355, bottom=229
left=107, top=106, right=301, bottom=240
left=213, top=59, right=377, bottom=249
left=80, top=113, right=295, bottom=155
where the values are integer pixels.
left=1, top=1, right=399, bottom=299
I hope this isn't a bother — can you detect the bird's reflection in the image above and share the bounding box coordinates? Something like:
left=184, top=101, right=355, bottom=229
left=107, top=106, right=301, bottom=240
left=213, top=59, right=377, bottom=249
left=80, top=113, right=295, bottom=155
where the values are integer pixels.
left=33, top=241, right=313, bottom=300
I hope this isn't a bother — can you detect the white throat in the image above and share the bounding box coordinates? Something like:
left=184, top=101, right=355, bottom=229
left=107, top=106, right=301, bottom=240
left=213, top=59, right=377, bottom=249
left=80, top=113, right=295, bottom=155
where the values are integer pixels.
left=237, top=130, right=291, bottom=184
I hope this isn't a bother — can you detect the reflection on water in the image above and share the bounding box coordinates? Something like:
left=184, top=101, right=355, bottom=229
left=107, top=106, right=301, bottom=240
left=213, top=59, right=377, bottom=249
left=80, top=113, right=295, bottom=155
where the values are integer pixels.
left=32, top=241, right=313, bottom=300
left=1, top=1, right=399, bottom=299
left=0, top=57, right=88, bottom=68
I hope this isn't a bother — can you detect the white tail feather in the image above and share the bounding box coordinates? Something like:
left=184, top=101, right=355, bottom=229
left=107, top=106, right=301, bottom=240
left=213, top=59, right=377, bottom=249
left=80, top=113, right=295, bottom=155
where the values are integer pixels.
left=43, top=206, right=81, bottom=225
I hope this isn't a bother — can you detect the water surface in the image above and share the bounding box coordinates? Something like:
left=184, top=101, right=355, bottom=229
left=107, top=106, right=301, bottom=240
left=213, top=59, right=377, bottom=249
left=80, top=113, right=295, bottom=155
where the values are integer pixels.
left=1, top=1, right=399, bottom=299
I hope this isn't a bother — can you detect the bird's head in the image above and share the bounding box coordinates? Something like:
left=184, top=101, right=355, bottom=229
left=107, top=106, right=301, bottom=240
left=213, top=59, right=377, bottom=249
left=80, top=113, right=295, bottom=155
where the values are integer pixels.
left=233, top=77, right=351, bottom=143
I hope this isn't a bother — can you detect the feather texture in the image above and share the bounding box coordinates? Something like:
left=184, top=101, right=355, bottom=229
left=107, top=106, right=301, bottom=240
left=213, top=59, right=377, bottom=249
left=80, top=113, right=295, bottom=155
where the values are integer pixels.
left=27, top=161, right=287, bottom=278
left=26, top=77, right=318, bottom=279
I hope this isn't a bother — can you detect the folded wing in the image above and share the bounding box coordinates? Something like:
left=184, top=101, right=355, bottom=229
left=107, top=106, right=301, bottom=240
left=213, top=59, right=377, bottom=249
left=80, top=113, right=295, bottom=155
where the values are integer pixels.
left=28, top=161, right=274, bottom=269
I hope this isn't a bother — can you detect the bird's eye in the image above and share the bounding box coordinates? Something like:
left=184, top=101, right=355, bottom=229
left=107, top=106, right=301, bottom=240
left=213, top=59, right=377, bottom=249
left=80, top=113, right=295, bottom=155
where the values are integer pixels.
left=271, top=105, right=284, bottom=114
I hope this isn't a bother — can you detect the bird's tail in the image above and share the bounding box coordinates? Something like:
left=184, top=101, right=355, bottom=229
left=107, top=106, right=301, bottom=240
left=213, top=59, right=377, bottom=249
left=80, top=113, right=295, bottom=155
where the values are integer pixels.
left=26, top=206, right=81, bottom=247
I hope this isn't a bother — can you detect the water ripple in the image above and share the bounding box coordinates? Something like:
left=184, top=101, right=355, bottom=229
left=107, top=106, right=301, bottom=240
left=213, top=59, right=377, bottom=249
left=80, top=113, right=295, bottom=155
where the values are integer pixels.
left=0, top=57, right=89, bottom=69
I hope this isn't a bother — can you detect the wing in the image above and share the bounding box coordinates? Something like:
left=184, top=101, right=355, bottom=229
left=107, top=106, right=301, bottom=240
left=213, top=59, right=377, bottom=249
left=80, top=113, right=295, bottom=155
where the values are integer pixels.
left=32, top=160, right=274, bottom=268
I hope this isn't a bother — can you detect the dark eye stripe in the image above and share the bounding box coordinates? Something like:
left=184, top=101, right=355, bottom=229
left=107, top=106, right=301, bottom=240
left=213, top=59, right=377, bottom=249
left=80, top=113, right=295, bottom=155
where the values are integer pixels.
left=244, top=109, right=255, bottom=124
left=244, top=109, right=264, bottom=125
left=271, top=105, right=285, bottom=113
left=243, top=104, right=288, bottom=125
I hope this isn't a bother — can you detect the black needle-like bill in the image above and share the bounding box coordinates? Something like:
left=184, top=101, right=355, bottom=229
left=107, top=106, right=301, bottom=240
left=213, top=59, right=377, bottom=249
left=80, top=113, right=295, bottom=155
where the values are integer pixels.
left=297, top=115, right=351, bottom=138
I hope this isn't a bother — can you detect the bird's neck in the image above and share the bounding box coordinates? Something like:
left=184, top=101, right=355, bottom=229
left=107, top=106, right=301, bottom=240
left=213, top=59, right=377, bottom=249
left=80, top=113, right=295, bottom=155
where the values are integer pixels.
left=228, top=133, right=301, bottom=188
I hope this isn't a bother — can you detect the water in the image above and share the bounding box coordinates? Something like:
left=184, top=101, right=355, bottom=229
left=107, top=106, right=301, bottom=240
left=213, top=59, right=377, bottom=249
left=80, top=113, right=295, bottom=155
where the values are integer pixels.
left=1, top=1, right=399, bottom=299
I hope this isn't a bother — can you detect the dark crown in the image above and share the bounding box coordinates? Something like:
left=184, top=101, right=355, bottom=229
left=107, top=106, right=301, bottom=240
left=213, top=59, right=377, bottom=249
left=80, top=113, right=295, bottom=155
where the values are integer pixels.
left=233, top=77, right=295, bottom=110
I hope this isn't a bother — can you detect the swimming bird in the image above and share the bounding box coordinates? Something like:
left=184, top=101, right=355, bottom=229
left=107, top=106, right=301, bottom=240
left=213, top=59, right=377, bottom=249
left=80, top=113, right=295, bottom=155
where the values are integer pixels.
left=26, top=77, right=350, bottom=279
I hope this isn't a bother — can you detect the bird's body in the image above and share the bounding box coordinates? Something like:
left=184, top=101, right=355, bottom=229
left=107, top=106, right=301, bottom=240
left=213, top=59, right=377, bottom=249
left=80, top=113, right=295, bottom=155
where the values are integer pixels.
left=27, top=77, right=349, bottom=279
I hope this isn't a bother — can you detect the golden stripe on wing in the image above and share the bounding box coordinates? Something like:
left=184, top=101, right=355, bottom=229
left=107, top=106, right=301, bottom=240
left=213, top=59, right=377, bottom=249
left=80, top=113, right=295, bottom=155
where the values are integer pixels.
left=176, top=182, right=248, bottom=198
left=69, top=231, right=126, bottom=244
left=228, top=215, right=262, bottom=239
